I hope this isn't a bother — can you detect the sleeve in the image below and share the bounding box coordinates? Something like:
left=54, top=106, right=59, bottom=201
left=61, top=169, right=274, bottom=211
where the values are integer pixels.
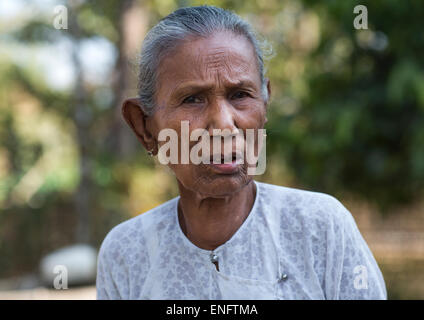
left=325, top=197, right=387, bottom=300
left=96, top=248, right=120, bottom=299
left=96, top=232, right=128, bottom=300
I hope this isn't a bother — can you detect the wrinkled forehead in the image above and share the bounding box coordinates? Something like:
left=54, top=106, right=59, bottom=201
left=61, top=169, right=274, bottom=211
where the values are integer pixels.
left=157, top=32, right=261, bottom=86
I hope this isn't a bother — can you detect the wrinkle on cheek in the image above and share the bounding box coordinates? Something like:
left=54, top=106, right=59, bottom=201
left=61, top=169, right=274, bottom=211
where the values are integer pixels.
left=150, top=104, right=176, bottom=137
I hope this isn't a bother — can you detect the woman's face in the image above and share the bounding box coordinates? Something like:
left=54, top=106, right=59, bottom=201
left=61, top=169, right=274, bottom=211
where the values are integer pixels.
left=147, top=31, right=269, bottom=197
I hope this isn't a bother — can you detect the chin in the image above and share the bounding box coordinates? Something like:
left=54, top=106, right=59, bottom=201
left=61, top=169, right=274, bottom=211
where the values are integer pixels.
left=172, top=163, right=253, bottom=197
left=193, top=173, right=252, bottom=198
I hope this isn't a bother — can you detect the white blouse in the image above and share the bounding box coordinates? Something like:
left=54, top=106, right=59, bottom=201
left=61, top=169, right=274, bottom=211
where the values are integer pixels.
left=96, top=180, right=387, bottom=299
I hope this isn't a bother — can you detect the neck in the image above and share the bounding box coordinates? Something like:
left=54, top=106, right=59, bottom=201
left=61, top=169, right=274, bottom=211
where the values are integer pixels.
left=177, top=179, right=256, bottom=251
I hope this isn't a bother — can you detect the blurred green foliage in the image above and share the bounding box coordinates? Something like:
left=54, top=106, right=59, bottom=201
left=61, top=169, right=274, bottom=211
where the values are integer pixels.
left=0, top=0, right=423, bottom=299
left=270, top=0, right=424, bottom=209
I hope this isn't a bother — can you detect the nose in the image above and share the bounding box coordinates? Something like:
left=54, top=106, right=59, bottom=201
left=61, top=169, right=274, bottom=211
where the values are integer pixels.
left=206, top=97, right=238, bottom=136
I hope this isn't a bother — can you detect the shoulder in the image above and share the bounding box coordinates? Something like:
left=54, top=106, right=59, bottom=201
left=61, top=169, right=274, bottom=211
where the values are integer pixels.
left=256, top=182, right=387, bottom=299
left=256, top=180, right=352, bottom=229
left=98, top=197, right=179, bottom=264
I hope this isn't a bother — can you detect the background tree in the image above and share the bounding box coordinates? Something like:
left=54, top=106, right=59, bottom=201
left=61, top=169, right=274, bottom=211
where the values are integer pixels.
left=0, top=0, right=423, bottom=298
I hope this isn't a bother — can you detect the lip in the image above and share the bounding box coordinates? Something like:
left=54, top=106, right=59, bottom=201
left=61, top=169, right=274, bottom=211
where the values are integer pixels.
left=208, top=159, right=240, bottom=174
left=207, top=152, right=243, bottom=174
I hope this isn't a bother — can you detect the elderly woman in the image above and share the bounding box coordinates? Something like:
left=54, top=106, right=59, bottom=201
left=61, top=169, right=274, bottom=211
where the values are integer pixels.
left=96, top=5, right=386, bottom=300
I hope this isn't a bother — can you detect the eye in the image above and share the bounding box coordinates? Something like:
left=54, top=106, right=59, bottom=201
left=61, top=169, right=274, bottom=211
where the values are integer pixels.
left=182, top=95, right=204, bottom=104
left=231, top=91, right=250, bottom=100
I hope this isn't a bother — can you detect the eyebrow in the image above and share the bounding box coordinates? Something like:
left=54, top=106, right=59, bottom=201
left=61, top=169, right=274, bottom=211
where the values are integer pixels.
left=171, top=79, right=258, bottom=98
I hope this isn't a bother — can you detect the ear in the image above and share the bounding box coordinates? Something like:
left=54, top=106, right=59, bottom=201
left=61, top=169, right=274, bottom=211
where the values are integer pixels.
left=122, top=98, right=156, bottom=153
left=266, top=78, right=271, bottom=102
left=264, top=78, right=271, bottom=124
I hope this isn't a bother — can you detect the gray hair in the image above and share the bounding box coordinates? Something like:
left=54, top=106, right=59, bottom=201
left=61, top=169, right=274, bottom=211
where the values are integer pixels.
left=137, top=5, right=271, bottom=116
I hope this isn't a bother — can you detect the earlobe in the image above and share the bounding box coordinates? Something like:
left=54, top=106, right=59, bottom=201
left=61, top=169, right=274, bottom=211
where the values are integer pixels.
left=266, top=78, right=271, bottom=101
left=122, top=98, right=155, bottom=150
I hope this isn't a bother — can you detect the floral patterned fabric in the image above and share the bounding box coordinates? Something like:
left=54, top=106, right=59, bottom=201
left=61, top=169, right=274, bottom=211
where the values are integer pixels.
left=96, top=180, right=387, bottom=300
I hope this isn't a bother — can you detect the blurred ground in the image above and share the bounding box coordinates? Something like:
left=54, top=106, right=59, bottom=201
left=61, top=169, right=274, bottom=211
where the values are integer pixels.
left=347, top=198, right=424, bottom=299
left=0, top=285, right=96, bottom=300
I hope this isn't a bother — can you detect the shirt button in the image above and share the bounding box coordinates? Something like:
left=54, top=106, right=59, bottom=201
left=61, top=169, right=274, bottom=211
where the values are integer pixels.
left=210, top=253, right=219, bottom=264
left=280, top=273, right=288, bottom=282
